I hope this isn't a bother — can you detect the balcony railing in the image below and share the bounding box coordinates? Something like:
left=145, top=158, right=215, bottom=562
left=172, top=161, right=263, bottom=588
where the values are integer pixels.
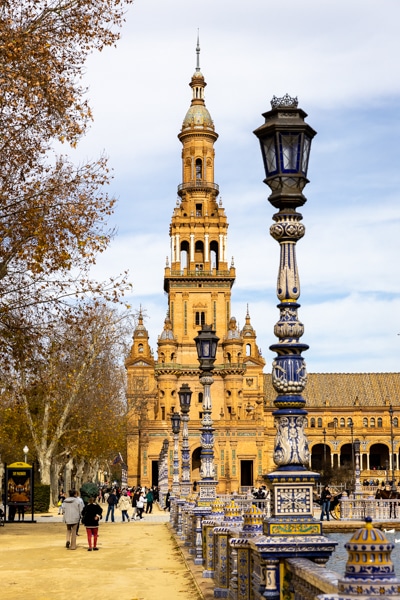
left=168, top=269, right=233, bottom=277
left=177, top=180, right=219, bottom=194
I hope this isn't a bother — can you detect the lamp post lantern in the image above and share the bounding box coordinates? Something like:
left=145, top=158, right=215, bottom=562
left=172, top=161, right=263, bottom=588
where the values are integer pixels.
left=179, top=383, right=193, bottom=497
left=253, top=95, right=336, bottom=585
left=194, top=324, right=219, bottom=505
left=389, top=404, right=396, bottom=491
left=23, top=445, right=29, bottom=463
left=171, top=412, right=181, bottom=496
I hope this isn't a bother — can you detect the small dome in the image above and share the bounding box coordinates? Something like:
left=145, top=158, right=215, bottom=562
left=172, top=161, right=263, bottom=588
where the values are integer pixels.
left=159, top=315, right=175, bottom=341
left=338, top=517, right=400, bottom=598
left=182, top=104, right=214, bottom=130
left=226, top=316, right=240, bottom=339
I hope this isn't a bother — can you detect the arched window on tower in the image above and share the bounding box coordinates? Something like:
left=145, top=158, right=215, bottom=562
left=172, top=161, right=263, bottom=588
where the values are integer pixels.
left=246, top=344, right=251, bottom=356
left=180, top=240, right=189, bottom=270
left=195, top=158, right=202, bottom=180
left=317, top=418, right=322, bottom=428
left=363, top=417, right=368, bottom=427
left=195, top=240, right=204, bottom=270
left=210, top=240, right=219, bottom=270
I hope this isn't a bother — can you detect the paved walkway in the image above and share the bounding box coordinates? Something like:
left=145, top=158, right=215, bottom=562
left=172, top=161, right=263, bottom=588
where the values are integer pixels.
left=0, top=504, right=202, bottom=600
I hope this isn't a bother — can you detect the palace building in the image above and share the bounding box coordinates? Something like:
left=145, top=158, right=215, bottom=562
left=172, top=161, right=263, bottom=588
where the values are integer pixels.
left=125, top=44, right=400, bottom=492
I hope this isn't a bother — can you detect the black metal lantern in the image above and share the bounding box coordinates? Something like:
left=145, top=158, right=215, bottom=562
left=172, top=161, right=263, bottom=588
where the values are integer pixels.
left=179, top=383, right=192, bottom=414
left=194, top=324, right=220, bottom=372
left=171, top=411, right=181, bottom=435
left=353, top=438, right=360, bottom=455
left=253, top=94, right=317, bottom=208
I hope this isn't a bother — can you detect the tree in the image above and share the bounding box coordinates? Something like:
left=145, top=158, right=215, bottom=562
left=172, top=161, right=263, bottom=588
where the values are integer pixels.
left=0, top=0, right=132, bottom=359
left=0, top=302, right=130, bottom=498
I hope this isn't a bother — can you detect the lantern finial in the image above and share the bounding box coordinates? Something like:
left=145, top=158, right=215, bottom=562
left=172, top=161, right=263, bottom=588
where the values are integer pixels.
left=270, top=94, right=298, bottom=109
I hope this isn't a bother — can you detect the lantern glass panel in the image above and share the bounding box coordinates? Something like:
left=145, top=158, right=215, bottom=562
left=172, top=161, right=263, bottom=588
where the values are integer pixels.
left=279, top=133, right=301, bottom=173
left=201, top=340, right=211, bottom=358
left=301, top=135, right=311, bottom=175
left=262, top=136, right=278, bottom=176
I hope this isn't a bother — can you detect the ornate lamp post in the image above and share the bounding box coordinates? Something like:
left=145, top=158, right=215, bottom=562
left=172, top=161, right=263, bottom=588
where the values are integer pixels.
left=349, top=418, right=354, bottom=484
left=389, top=404, right=396, bottom=491
left=323, top=428, right=327, bottom=470
left=23, top=445, right=29, bottom=463
left=194, top=324, right=219, bottom=505
left=253, top=96, right=336, bottom=594
left=171, top=411, right=181, bottom=496
left=353, top=438, right=362, bottom=496
left=179, top=383, right=193, bottom=497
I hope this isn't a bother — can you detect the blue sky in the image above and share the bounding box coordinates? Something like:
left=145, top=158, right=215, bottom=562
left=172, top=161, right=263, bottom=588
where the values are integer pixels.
left=74, top=0, right=400, bottom=373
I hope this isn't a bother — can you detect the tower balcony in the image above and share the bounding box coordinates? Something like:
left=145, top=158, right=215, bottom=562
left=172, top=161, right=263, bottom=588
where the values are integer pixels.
left=177, top=180, right=219, bottom=196
left=155, top=362, right=246, bottom=376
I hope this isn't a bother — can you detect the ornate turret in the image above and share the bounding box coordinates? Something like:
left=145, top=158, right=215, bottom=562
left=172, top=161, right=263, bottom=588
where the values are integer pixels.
left=125, top=308, right=153, bottom=365
left=338, top=517, right=400, bottom=599
left=158, top=312, right=178, bottom=364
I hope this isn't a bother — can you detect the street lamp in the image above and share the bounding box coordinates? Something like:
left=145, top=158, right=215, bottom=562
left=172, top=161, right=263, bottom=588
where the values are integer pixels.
left=354, top=438, right=361, bottom=495
left=194, top=324, right=219, bottom=505
left=389, top=404, right=396, bottom=491
left=23, top=445, right=29, bottom=463
left=171, top=411, right=181, bottom=496
left=323, top=428, right=327, bottom=470
left=253, top=95, right=336, bottom=583
left=179, top=383, right=193, bottom=498
left=349, top=418, right=354, bottom=480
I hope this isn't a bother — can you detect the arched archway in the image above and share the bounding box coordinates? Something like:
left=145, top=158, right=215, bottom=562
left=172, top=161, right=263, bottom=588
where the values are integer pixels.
left=369, top=443, right=389, bottom=471
left=191, top=447, right=201, bottom=486
left=311, top=443, right=331, bottom=471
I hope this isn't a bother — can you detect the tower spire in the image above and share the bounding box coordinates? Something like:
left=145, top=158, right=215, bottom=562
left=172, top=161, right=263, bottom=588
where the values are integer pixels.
left=196, top=30, right=200, bottom=72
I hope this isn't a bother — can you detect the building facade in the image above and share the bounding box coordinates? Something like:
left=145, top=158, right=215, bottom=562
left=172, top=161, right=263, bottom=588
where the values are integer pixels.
left=126, top=47, right=400, bottom=492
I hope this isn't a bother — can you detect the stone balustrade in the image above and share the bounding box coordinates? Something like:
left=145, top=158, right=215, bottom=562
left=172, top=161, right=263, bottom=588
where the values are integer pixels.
left=340, top=497, right=400, bottom=520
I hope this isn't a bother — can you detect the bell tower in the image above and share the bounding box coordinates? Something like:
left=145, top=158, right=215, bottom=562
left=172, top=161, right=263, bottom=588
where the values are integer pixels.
left=164, top=36, right=236, bottom=362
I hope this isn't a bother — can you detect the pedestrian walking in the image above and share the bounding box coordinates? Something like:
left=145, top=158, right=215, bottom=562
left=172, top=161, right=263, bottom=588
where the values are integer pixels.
left=75, top=491, right=85, bottom=536
left=145, top=488, right=154, bottom=514
left=62, top=489, right=82, bottom=550
left=320, top=485, right=332, bottom=521
left=131, top=488, right=140, bottom=520
left=136, top=491, right=145, bottom=520
left=81, top=497, right=103, bottom=551
left=164, top=490, right=171, bottom=512
left=57, top=490, right=66, bottom=515
left=105, top=489, right=118, bottom=522
left=117, top=491, right=131, bottom=522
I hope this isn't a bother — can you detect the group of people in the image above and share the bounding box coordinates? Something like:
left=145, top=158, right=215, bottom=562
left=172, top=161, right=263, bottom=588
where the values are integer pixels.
left=102, top=486, right=159, bottom=522
left=61, top=485, right=161, bottom=550
left=251, top=485, right=269, bottom=499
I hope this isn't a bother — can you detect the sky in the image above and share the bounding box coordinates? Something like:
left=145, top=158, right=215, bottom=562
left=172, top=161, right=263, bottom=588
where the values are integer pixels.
left=73, top=0, right=400, bottom=374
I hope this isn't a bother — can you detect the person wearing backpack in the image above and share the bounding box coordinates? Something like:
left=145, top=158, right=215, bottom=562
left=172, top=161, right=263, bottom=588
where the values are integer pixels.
left=105, top=489, right=118, bottom=522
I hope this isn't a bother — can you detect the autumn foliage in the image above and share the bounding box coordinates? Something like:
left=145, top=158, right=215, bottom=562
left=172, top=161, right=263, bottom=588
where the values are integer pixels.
left=0, top=0, right=133, bottom=488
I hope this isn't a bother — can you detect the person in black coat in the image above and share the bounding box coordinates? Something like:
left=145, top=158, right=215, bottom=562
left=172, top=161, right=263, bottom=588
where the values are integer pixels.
left=320, top=485, right=332, bottom=521
left=81, top=497, right=103, bottom=551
